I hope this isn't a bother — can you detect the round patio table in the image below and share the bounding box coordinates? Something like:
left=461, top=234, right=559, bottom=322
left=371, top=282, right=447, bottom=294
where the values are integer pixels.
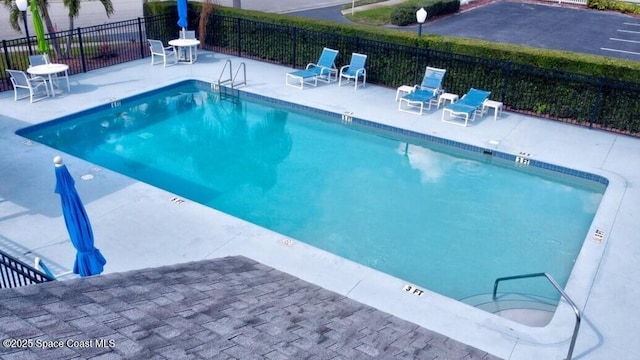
left=168, top=39, right=200, bottom=64
left=27, top=63, right=70, bottom=97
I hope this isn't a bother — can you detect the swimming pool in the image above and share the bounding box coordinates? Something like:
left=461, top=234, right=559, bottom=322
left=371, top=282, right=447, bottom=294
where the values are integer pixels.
left=17, top=80, right=606, bottom=303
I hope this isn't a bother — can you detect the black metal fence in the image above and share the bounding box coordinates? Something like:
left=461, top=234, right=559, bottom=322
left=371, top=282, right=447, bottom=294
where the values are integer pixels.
left=206, top=14, right=640, bottom=135
left=0, top=249, right=54, bottom=289
left=2, top=12, right=640, bottom=136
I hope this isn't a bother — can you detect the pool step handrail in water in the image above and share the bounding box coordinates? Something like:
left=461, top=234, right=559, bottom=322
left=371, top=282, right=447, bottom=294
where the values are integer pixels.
left=461, top=292, right=557, bottom=326
left=493, top=272, right=580, bottom=360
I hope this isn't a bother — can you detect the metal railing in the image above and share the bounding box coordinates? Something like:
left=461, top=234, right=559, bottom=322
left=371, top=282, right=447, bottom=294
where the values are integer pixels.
left=493, top=272, right=580, bottom=360
left=217, top=59, right=233, bottom=88
left=216, top=59, right=246, bottom=89
left=206, top=14, right=640, bottom=135
left=233, top=62, right=247, bottom=88
left=0, top=249, right=55, bottom=289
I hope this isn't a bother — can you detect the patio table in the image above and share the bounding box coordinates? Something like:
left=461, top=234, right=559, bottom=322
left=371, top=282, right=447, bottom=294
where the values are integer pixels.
left=27, top=63, right=70, bottom=97
left=169, top=39, right=200, bottom=64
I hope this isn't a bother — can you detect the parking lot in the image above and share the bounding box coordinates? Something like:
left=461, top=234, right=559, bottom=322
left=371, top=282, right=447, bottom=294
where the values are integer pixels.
left=292, top=1, right=640, bottom=61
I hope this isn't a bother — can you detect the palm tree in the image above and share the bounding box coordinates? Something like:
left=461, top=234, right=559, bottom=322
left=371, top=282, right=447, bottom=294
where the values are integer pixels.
left=4, top=0, right=57, bottom=44
left=3, top=1, right=22, bottom=33
left=3, top=0, right=113, bottom=58
left=61, top=0, right=114, bottom=57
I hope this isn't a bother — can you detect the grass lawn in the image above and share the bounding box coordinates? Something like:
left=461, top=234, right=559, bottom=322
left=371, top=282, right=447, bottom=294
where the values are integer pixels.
left=345, top=0, right=425, bottom=26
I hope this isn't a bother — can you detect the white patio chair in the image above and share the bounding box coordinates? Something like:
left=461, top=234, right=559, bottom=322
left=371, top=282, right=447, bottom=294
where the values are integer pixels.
left=6, top=69, right=50, bottom=103
left=148, top=39, right=177, bottom=67
left=180, top=30, right=198, bottom=62
left=29, top=54, right=50, bottom=67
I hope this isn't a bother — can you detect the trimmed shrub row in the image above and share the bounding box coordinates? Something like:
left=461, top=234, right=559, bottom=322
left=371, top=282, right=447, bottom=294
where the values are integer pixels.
left=144, top=2, right=640, bottom=135
left=391, top=0, right=460, bottom=26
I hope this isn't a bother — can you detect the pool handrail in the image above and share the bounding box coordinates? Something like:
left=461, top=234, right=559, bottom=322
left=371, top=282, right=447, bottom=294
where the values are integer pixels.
left=217, top=59, right=246, bottom=90
left=492, top=272, right=580, bottom=360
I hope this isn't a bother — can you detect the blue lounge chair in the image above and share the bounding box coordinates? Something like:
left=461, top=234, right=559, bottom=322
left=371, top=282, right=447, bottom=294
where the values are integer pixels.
left=398, top=66, right=447, bottom=115
left=441, top=88, right=491, bottom=127
left=34, top=257, right=72, bottom=279
left=339, top=52, right=367, bottom=89
left=286, top=47, right=339, bottom=89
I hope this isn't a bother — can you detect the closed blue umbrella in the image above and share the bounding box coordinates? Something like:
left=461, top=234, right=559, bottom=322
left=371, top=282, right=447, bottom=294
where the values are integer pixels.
left=54, top=156, right=106, bottom=277
left=177, top=0, right=188, bottom=32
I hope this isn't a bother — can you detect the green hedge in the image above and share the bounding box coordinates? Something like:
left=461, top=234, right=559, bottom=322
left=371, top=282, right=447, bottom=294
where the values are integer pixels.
left=391, top=0, right=460, bottom=26
left=587, top=0, right=640, bottom=14
left=206, top=5, right=640, bottom=82
left=144, top=2, right=640, bottom=135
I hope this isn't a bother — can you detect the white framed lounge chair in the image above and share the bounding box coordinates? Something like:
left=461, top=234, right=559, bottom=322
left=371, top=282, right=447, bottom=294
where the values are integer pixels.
left=339, top=52, right=367, bottom=89
left=286, top=47, right=339, bottom=89
left=441, top=88, right=491, bottom=127
left=35, top=257, right=72, bottom=279
left=398, top=66, right=447, bottom=115
left=148, top=39, right=177, bottom=67
left=6, top=69, right=50, bottom=103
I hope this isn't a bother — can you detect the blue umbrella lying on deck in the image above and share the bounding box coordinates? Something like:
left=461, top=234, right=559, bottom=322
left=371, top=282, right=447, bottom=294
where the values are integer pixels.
left=54, top=156, right=106, bottom=277
left=177, top=0, right=188, bottom=32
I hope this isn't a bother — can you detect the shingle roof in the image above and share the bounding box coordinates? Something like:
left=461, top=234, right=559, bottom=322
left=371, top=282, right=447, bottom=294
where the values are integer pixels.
left=0, top=256, right=500, bottom=359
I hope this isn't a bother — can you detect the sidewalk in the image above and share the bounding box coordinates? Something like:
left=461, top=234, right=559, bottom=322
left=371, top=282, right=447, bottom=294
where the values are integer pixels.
left=340, top=0, right=408, bottom=15
left=216, top=0, right=351, bottom=13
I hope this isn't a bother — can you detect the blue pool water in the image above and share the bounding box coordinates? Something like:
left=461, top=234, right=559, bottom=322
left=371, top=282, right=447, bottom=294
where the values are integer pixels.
left=18, top=81, right=606, bottom=301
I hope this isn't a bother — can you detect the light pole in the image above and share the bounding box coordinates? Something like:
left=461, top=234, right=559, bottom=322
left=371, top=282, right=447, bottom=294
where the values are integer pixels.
left=416, top=7, right=427, bottom=38
left=16, top=0, right=33, bottom=55
left=413, top=8, right=427, bottom=84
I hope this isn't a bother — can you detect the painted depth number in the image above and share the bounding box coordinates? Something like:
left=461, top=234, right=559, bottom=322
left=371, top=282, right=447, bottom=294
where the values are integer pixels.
left=403, top=284, right=424, bottom=297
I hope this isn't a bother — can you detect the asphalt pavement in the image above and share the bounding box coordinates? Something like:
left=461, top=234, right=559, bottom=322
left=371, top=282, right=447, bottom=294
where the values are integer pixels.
left=289, top=1, right=640, bottom=61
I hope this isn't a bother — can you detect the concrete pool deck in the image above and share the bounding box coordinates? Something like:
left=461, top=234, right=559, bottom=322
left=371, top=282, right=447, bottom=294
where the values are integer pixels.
left=1, top=51, right=639, bottom=359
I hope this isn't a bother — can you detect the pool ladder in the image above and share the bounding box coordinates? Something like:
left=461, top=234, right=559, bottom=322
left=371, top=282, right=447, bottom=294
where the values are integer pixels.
left=493, top=272, right=580, bottom=360
left=214, top=59, right=246, bottom=91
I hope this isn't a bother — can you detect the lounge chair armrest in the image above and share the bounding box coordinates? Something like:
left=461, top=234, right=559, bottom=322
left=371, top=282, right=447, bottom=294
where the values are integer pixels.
left=306, top=62, right=320, bottom=70
left=319, top=66, right=334, bottom=75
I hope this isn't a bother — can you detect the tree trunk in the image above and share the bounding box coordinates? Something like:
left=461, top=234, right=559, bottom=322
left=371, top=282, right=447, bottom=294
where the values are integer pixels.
left=64, top=16, right=75, bottom=58
left=37, top=1, right=62, bottom=57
